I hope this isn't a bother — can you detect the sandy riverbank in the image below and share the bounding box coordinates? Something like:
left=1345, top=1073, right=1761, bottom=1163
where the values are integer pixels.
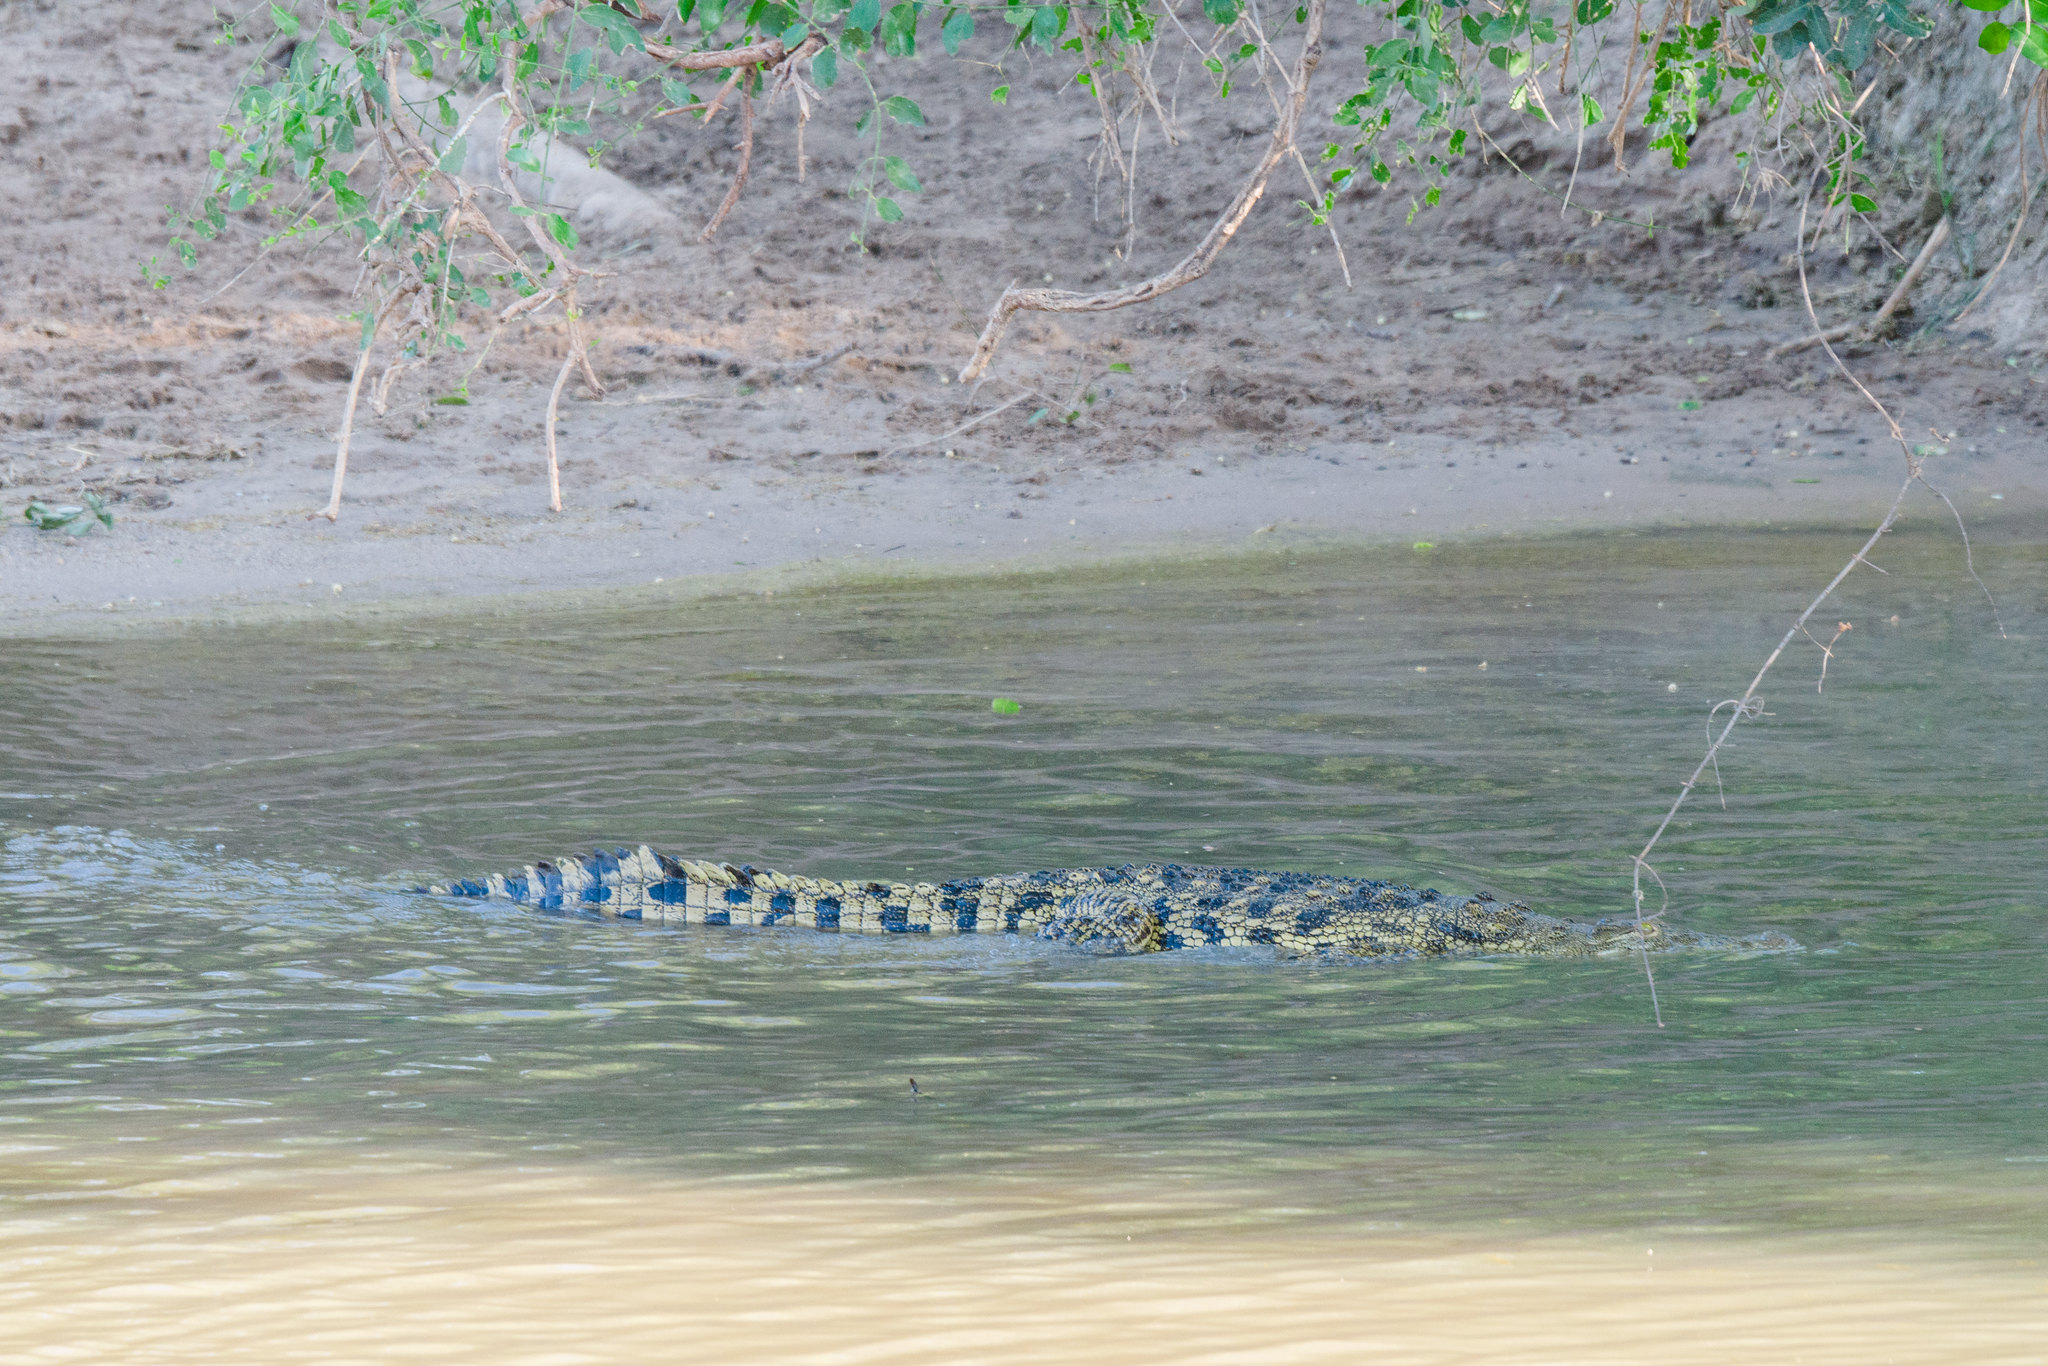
left=2, top=0, right=2041, bottom=634
left=2, top=383, right=2037, bottom=635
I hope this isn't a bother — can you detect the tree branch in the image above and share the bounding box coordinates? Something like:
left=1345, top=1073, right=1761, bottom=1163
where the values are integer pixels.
left=956, top=0, right=1327, bottom=383
left=701, top=92, right=754, bottom=241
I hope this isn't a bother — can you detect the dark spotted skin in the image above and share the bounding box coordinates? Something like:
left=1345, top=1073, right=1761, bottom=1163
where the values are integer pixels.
left=427, top=847, right=1792, bottom=957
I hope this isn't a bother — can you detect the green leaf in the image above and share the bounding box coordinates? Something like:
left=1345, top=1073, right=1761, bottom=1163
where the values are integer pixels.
left=2023, top=17, right=2048, bottom=65
left=1107, top=361, right=1132, bottom=373
left=1203, top=0, right=1241, bottom=23
left=469, top=286, right=491, bottom=306
left=990, top=84, right=1009, bottom=104
left=811, top=46, right=837, bottom=88
left=700, top=0, right=729, bottom=29
left=880, top=2, right=917, bottom=55
left=874, top=195, right=903, bottom=222
left=1849, top=193, right=1876, bottom=213
left=438, top=135, right=468, bottom=174
left=1029, top=4, right=1062, bottom=46
left=269, top=3, right=300, bottom=36
left=881, top=94, right=924, bottom=125
left=942, top=7, right=974, bottom=53
left=1412, top=541, right=1434, bottom=551
left=676, top=0, right=698, bottom=21
left=780, top=22, right=810, bottom=47
left=1678, top=399, right=1702, bottom=411
left=882, top=155, right=922, bottom=192
left=1958, top=0, right=2009, bottom=10
left=580, top=4, right=647, bottom=54
left=848, top=0, right=880, bottom=30
left=1980, top=19, right=2012, bottom=51
left=545, top=211, right=580, bottom=248
left=1581, top=93, right=1604, bottom=126
left=84, top=492, right=113, bottom=529
left=991, top=697, right=1022, bottom=715
left=435, top=393, right=470, bottom=405
left=810, top=0, right=848, bottom=21
left=565, top=47, right=595, bottom=90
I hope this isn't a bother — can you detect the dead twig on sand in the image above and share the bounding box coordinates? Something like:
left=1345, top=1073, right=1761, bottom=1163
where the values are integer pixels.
left=1770, top=215, right=1950, bottom=358
left=886, top=391, right=1034, bottom=456
left=956, top=0, right=1327, bottom=382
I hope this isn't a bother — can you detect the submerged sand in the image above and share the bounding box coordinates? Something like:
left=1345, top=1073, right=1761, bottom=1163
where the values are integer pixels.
left=3, top=1156, right=2042, bottom=1365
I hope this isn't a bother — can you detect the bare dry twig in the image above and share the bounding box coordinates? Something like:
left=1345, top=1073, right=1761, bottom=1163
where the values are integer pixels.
left=956, top=0, right=1328, bottom=382
left=701, top=93, right=755, bottom=241
left=1628, top=169, right=2008, bottom=1026
left=1770, top=215, right=1950, bottom=358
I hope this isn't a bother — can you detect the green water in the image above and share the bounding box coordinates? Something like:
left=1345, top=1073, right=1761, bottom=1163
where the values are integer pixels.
left=3, top=531, right=2043, bottom=1245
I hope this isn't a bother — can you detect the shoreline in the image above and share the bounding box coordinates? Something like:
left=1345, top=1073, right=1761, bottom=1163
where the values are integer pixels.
left=5, top=413, right=2036, bottom=636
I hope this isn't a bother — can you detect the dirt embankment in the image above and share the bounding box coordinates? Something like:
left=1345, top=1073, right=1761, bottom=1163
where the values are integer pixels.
left=1, top=1, right=2040, bottom=629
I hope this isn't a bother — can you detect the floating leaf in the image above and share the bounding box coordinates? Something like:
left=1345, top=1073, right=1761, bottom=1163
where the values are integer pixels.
left=991, top=697, right=1022, bottom=715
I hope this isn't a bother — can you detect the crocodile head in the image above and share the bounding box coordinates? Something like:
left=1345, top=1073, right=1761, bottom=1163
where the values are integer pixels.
left=1590, top=916, right=1667, bottom=951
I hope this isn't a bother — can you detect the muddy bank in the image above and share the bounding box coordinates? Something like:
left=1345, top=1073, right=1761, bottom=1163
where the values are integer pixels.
left=1, top=0, right=2041, bottom=632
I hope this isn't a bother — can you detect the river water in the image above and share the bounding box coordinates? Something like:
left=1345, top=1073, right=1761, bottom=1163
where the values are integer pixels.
left=2, top=530, right=2043, bottom=1361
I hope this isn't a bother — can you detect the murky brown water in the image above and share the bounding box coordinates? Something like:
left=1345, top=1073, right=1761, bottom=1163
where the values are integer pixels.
left=3, top=530, right=2043, bottom=1358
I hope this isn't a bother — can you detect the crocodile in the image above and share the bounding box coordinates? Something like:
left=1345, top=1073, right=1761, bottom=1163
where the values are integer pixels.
left=425, top=847, right=1790, bottom=957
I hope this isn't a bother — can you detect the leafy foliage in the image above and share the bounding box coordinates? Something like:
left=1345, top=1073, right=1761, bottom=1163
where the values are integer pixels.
left=165, top=0, right=2033, bottom=515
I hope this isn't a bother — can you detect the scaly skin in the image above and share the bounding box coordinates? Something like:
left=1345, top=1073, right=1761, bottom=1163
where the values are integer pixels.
left=426, top=847, right=1793, bottom=957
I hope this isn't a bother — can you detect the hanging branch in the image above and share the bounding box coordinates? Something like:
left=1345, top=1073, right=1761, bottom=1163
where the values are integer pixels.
left=701, top=92, right=755, bottom=241
left=1626, top=168, right=2007, bottom=1027
left=956, top=0, right=1328, bottom=383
